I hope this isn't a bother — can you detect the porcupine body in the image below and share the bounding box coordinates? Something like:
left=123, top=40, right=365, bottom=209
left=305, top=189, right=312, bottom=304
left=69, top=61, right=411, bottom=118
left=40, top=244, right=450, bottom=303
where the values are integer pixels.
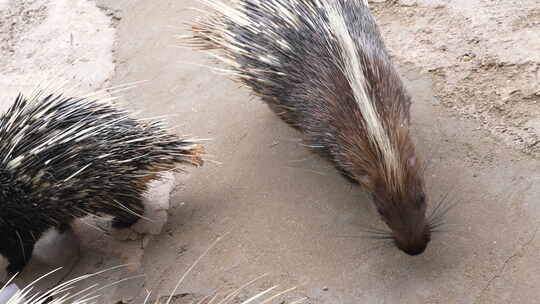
left=0, top=92, right=204, bottom=274
left=187, top=0, right=431, bottom=255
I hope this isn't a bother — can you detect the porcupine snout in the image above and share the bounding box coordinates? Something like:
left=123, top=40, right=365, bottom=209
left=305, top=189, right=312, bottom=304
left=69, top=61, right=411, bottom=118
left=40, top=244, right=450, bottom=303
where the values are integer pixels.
left=394, top=228, right=431, bottom=256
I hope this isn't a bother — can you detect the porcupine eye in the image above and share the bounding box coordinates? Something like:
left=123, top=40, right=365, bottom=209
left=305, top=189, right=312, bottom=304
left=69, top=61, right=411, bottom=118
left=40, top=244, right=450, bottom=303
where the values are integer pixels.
left=376, top=207, right=386, bottom=217
left=415, top=192, right=426, bottom=208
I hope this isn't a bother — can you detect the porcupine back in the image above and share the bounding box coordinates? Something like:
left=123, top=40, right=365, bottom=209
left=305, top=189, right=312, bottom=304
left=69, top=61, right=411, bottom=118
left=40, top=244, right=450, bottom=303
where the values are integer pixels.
left=0, top=92, right=203, bottom=264
left=188, top=0, right=430, bottom=255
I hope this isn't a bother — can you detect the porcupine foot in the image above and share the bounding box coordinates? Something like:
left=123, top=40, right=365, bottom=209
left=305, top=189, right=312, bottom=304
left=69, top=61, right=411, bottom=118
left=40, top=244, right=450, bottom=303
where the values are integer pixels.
left=56, top=222, right=72, bottom=233
left=111, top=213, right=141, bottom=229
left=110, top=196, right=146, bottom=229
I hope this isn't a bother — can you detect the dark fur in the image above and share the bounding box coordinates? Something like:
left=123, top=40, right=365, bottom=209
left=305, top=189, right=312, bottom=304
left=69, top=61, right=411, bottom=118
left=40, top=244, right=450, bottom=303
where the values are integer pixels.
left=0, top=93, right=203, bottom=274
left=188, top=0, right=430, bottom=255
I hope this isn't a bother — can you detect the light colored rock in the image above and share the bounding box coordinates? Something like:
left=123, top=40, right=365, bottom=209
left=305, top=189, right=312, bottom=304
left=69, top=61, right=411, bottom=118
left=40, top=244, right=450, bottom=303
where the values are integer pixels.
left=133, top=172, right=176, bottom=235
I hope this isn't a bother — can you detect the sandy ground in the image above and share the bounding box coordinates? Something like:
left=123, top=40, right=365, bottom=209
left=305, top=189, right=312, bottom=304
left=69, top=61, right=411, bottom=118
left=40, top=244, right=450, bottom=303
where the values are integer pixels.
left=1, top=0, right=539, bottom=303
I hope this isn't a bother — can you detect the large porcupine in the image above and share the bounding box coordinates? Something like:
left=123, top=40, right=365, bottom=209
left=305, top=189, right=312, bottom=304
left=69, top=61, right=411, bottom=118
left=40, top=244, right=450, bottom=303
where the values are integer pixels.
left=0, top=91, right=204, bottom=275
left=185, top=0, right=433, bottom=255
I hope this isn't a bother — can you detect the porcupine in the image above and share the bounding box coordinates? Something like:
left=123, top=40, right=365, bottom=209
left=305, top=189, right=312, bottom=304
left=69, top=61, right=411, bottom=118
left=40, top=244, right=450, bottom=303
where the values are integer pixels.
left=0, top=91, right=204, bottom=275
left=185, top=0, right=432, bottom=255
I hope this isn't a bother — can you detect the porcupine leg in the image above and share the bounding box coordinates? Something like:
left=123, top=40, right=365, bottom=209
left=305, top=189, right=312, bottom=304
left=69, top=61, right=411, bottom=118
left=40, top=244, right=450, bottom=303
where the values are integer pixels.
left=5, top=243, right=34, bottom=275
left=111, top=212, right=141, bottom=228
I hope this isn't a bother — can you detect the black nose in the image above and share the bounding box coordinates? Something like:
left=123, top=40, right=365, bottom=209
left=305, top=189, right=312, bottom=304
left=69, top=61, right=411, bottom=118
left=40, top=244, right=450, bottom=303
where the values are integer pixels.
left=396, top=241, right=428, bottom=256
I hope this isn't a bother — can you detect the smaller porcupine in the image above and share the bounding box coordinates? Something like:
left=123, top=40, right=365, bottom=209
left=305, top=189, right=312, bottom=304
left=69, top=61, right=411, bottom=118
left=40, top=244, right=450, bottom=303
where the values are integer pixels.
left=186, top=0, right=435, bottom=255
left=0, top=91, right=204, bottom=275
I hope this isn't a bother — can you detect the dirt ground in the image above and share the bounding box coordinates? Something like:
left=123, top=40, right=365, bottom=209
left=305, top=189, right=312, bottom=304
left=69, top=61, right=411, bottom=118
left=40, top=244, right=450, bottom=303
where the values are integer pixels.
left=1, top=0, right=539, bottom=303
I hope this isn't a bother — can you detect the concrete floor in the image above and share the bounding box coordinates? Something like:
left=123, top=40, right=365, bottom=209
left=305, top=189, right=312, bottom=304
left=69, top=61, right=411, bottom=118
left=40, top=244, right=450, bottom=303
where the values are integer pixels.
left=1, top=0, right=539, bottom=303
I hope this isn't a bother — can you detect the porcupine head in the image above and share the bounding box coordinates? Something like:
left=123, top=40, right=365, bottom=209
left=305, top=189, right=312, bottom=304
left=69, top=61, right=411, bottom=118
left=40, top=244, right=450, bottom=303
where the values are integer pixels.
left=338, top=54, right=429, bottom=256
